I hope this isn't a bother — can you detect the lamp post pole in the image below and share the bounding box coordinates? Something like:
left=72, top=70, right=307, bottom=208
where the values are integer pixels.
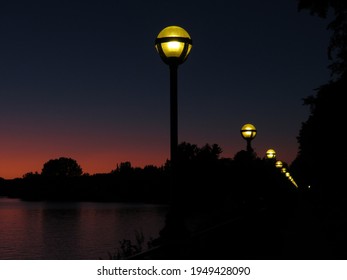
left=246, top=139, right=253, bottom=153
left=170, top=64, right=178, bottom=188
left=155, top=26, right=192, bottom=203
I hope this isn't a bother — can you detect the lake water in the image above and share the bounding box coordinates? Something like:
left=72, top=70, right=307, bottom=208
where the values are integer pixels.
left=0, top=197, right=168, bottom=260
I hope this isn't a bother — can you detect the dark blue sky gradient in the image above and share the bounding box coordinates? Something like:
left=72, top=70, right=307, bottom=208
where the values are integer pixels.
left=0, top=0, right=332, bottom=178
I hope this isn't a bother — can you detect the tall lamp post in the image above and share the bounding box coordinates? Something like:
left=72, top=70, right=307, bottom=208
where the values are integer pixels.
left=240, top=123, right=257, bottom=153
left=155, top=26, right=192, bottom=200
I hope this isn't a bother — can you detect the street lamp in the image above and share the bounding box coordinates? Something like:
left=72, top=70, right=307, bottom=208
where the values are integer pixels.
left=155, top=26, right=192, bottom=197
left=275, top=160, right=283, bottom=169
left=266, top=148, right=276, bottom=159
left=155, top=26, right=192, bottom=66
left=240, top=123, right=257, bottom=153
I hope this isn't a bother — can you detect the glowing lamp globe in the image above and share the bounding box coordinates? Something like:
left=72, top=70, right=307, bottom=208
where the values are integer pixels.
left=155, top=26, right=192, bottom=65
left=266, top=149, right=276, bottom=159
left=240, top=123, right=257, bottom=140
left=275, top=160, right=283, bottom=168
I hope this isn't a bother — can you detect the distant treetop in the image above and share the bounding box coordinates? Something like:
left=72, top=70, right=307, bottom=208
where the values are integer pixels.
left=41, top=157, right=83, bottom=177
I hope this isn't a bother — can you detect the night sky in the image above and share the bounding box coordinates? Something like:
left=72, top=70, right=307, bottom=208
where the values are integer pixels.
left=1, top=0, right=331, bottom=179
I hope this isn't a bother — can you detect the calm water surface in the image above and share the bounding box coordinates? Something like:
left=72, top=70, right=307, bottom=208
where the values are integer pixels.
left=0, top=197, right=168, bottom=259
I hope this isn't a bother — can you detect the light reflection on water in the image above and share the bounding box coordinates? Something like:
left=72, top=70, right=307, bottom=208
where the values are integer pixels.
left=0, top=197, right=168, bottom=259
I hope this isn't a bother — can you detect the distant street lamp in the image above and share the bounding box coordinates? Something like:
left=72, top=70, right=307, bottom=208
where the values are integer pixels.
left=266, top=149, right=276, bottom=159
left=155, top=26, right=192, bottom=198
left=275, top=160, right=283, bottom=169
left=240, top=123, right=257, bottom=153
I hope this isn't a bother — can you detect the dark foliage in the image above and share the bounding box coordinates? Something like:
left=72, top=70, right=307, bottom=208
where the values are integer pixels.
left=293, top=0, right=347, bottom=199
left=159, top=143, right=297, bottom=249
left=291, top=74, right=346, bottom=197
left=41, top=157, right=83, bottom=177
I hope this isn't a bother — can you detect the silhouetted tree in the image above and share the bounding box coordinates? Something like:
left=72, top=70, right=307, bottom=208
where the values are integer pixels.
left=292, top=78, right=346, bottom=192
left=292, top=1, right=347, bottom=198
left=41, top=157, right=83, bottom=177
left=177, top=142, right=199, bottom=162
left=196, top=143, right=222, bottom=161
left=22, top=172, right=40, bottom=179
left=177, top=142, right=222, bottom=163
left=174, top=142, right=225, bottom=209
left=112, top=161, right=133, bottom=175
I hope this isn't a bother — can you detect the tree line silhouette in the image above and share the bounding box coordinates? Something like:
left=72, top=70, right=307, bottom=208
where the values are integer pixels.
left=0, top=143, right=295, bottom=209
left=0, top=157, right=168, bottom=203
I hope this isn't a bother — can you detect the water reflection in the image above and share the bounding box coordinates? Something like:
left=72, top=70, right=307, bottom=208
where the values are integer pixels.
left=0, top=198, right=168, bottom=259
